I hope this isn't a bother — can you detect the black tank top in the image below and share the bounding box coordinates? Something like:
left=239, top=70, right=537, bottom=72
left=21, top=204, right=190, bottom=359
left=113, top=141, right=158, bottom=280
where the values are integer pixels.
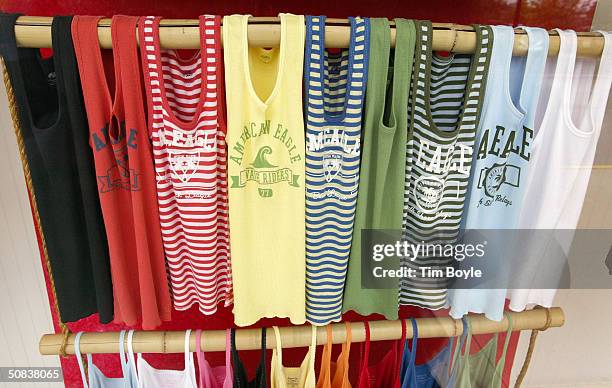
left=232, top=327, right=268, bottom=388
left=0, top=14, right=114, bottom=323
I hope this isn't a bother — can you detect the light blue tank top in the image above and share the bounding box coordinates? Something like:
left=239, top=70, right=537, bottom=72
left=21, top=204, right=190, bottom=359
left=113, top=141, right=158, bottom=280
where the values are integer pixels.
left=75, top=330, right=138, bottom=388
left=449, top=26, right=549, bottom=321
left=304, top=16, right=369, bottom=325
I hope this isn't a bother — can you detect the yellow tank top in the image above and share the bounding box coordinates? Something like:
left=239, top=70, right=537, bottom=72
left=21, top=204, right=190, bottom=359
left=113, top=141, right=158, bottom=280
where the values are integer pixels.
left=223, top=14, right=306, bottom=326
left=271, top=326, right=317, bottom=388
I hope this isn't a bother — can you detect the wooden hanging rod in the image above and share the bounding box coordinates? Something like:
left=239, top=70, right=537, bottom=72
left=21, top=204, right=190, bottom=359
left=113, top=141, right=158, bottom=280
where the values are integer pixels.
left=39, top=307, right=564, bottom=355
left=12, top=16, right=605, bottom=56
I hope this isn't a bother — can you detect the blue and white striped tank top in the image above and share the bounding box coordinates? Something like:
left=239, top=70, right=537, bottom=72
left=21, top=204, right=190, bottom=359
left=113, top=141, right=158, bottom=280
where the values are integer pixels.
left=304, top=16, right=369, bottom=325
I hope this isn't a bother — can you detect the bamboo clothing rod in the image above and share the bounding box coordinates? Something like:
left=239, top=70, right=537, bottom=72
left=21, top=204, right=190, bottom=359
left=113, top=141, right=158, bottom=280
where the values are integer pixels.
left=12, top=16, right=605, bottom=56
left=39, top=307, right=564, bottom=355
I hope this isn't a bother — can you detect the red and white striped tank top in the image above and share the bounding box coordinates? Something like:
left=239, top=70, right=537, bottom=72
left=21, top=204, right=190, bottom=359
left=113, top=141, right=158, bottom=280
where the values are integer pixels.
left=140, top=15, right=231, bottom=314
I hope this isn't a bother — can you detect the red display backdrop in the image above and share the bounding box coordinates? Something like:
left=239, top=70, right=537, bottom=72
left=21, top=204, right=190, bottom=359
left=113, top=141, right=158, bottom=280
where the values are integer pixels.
left=0, top=1, right=597, bottom=387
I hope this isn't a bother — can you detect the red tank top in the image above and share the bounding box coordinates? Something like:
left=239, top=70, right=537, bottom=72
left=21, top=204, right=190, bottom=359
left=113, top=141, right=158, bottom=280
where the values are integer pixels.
left=72, top=15, right=171, bottom=329
left=139, top=15, right=231, bottom=313
left=357, top=321, right=406, bottom=388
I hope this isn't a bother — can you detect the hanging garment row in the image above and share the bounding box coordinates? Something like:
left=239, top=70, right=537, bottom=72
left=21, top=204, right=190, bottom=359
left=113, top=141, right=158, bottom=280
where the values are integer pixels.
left=71, top=317, right=518, bottom=388
left=1, top=13, right=611, bottom=329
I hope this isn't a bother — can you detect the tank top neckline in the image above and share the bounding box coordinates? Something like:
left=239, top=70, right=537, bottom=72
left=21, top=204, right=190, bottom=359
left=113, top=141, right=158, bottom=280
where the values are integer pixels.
left=272, top=325, right=317, bottom=381
left=75, top=15, right=138, bottom=146
left=148, top=15, right=218, bottom=128
left=241, top=14, right=288, bottom=108
left=532, top=29, right=610, bottom=145
left=454, top=314, right=514, bottom=386
left=418, top=21, right=491, bottom=139
left=494, top=26, right=526, bottom=122
left=0, top=14, right=64, bottom=132
left=562, top=30, right=611, bottom=137
left=306, top=16, right=363, bottom=124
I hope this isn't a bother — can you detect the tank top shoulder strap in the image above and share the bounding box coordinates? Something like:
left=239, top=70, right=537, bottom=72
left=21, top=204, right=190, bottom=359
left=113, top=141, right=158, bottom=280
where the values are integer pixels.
left=278, top=13, right=305, bottom=79
left=342, top=320, right=352, bottom=361
left=50, top=16, right=75, bottom=100
left=231, top=328, right=245, bottom=387
left=490, top=25, right=515, bottom=89
left=204, top=15, right=226, bottom=131
left=138, top=15, right=161, bottom=137
left=72, top=15, right=113, bottom=114
left=587, top=31, right=612, bottom=128
left=0, top=13, right=31, bottom=130
left=498, top=313, right=514, bottom=366
left=257, top=327, right=267, bottom=387
left=307, top=325, right=318, bottom=372
left=222, top=14, right=249, bottom=72
left=117, top=330, right=129, bottom=379
left=110, top=15, right=140, bottom=114
left=199, top=15, right=221, bottom=97
left=304, top=14, right=326, bottom=110
left=183, top=329, right=193, bottom=370
left=360, top=321, right=371, bottom=370
left=222, top=330, right=233, bottom=388
left=347, top=17, right=369, bottom=98
left=74, top=332, right=90, bottom=388
left=225, top=328, right=232, bottom=371
left=461, top=316, right=473, bottom=359
left=410, top=19, right=432, bottom=127
left=195, top=329, right=209, bottom=387
left=517, top=27, right=549, bottom=114
left=272, top=325, right=284, bottom=366
left=318, top=325, right=333, bottom=387
left=391, top=18, right=416, bottom=127
left=409, top=319, right=418, bottom=363
left=550, top=29, right=578, bottom=113
left=459, top=24, right=493, bottom=133
left=393, top=320, right=407, bottom=388
left=126, top=329, right=139, bottom=381
left=364, top=18, right=391, bottom=122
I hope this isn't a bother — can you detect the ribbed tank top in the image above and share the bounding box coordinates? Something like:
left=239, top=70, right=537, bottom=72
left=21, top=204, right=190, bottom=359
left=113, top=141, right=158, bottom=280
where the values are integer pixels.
left=72, top=15, right=171, bottom=328
left=140, top=15, right=231, bottom=314
left=223, top=13, right=306, bottom=326
left=342, top=18, right=416, bottom=320
left=448, top=26, right=549, bottom=321
left=509, top=30, right=612, bottom=310
left=400, top=21, right=492, bottom=309
left=304, top=15, right=369, bottom=325
left=0, top=13, right=114, bottom=323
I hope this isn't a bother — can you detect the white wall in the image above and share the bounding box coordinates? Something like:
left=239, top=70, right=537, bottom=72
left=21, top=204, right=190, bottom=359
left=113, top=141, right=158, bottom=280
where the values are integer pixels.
left=0, top=76, right=61, bottom=387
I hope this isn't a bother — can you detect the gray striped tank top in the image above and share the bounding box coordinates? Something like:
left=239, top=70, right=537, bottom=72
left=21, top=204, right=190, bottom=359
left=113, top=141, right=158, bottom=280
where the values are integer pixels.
left=400, top=21, right=492, bottom=309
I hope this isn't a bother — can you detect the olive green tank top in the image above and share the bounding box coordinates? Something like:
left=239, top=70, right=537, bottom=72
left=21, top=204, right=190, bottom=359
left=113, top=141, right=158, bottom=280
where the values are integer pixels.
left=342, top=18, right=416, bottom=319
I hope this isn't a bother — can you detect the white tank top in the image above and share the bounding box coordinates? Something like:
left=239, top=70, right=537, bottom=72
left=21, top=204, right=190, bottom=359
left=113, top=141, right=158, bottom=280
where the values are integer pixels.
left=508, top=30, right=612, bottom=310
left=133, top=329, right=197, bottom=388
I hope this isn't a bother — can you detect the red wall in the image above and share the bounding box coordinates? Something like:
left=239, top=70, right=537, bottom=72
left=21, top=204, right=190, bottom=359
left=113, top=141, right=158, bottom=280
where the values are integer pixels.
left=0, top=1, right=597, bottom=387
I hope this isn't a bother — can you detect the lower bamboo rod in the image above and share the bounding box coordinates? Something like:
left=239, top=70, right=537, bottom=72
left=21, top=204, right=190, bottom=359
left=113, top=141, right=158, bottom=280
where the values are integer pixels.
left=39, top=307, right=564, bottom=355
left=12, top=16, right=605, bottom=56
